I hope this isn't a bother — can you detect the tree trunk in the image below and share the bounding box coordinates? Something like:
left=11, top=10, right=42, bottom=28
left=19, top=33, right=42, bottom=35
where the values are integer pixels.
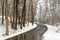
left=4, top=0, right=9, bottom=35
left=2, top=2, right=4, bottom=24
left=31, top=0, right=34, bottom=25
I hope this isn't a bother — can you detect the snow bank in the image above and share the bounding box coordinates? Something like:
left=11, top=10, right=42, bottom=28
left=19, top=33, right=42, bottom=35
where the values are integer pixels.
left=43, top=24, right=60, bottom=40
left=0, top=16, right=37, bottom=40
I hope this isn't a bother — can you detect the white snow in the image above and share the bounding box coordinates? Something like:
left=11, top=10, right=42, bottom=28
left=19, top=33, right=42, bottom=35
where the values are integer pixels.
left=0, top=16, right=37, bottom=40
left=43, top=24, right=60, bottom=40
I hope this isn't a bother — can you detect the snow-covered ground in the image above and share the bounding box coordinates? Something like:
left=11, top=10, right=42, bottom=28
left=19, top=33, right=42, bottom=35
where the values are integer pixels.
left=0, top=16, right=37, bottom=40
left=43, top=24, right=60, bottom=40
